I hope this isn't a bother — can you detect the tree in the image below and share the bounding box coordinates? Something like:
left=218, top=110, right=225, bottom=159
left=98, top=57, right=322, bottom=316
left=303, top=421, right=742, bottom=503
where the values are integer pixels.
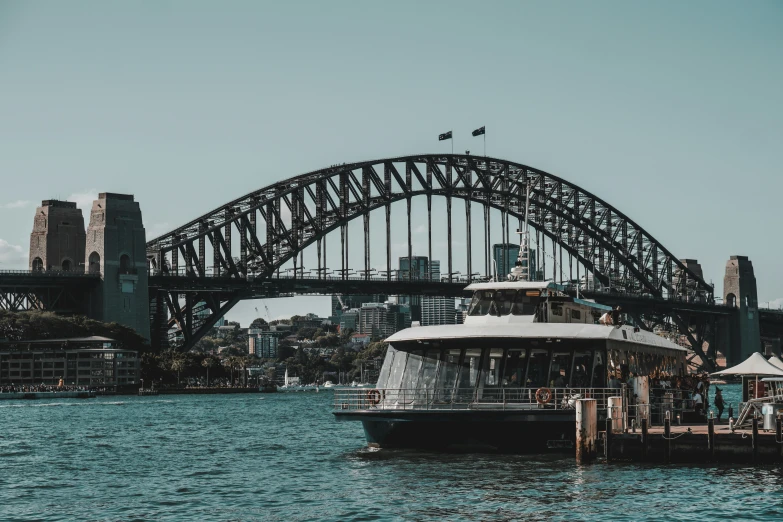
left=250, top=317, right=268, bottom=330
left=202, top=356, right=217, bottom=387
left=171, top=355, right=187, bottom=386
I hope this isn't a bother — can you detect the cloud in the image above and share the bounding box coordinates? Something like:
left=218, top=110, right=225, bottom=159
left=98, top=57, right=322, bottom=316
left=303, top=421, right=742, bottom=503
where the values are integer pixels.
left=765, top=298, right=783, bottom=310
left=67, top=189, right=99, bottom=211
left=0, top=200, right=31, bottom=209
left=0, top=239, right=26, bottom=267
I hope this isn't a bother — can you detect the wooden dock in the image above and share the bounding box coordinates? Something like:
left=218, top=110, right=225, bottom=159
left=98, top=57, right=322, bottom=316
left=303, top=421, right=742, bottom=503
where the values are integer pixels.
left=602, top=419, right=783, bottom=464
left=574, top=398, right=783, bottom=464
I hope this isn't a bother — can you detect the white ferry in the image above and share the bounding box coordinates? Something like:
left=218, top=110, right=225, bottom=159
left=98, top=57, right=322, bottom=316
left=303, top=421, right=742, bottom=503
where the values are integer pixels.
left=333, top=279, right=688, bottom=452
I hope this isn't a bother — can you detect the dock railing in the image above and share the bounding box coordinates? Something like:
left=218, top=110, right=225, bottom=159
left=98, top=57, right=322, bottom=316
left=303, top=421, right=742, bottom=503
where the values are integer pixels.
left=334, top=387, right=622, bottom=412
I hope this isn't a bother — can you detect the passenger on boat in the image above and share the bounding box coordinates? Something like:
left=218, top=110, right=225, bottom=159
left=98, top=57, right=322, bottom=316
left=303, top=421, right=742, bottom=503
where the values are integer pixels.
left=608, top=375, right=621, bottom=389
left=693, top=390, right=704, bottom=416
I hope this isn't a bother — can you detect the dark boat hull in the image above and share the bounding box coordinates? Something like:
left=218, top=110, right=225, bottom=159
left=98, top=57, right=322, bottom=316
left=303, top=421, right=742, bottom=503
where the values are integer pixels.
left=335, top=409, right=590, bottom=453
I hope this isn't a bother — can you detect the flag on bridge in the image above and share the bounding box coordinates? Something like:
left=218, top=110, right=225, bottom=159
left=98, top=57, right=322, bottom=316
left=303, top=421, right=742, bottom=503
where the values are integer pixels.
left=472, top=126, right=485, bottom=137
left=438, top=131, right=452, bottom=141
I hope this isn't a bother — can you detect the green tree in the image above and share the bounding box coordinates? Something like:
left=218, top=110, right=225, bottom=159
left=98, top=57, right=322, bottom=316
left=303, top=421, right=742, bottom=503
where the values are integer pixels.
left=171, top=354, right=186, bottom=385
left=202, top=355, right=217, bottom=386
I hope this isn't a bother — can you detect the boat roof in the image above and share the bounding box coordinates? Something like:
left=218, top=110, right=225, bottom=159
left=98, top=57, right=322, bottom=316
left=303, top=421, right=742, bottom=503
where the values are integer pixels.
left=464, top=281, right=566, bottom=291
left=386, top=323, right=689, bottom=353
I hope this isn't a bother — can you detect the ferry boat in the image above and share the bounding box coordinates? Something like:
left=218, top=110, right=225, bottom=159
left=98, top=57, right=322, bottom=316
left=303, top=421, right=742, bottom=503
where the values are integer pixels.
left=333, top=190, right=688, bottom=452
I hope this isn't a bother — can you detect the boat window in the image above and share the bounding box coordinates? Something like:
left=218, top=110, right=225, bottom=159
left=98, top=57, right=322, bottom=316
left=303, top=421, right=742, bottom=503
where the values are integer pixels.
left=571, top=350, right=593, bottom=387
left=495, top=291, right=515, bottom=316
left=376, top=346, right=397, bottom=389
left=550, top=303, right=563, bottom=316
left=526, top=349, right=551, bottom=388
left=385, top=349, right=408, bottom=390
left=503, top=348, right=527, bottom=387
left=468, top=291, right=493, bottom=316
left=454, top=348, right=482, bottom=400
left=481, top=348, right=504, bottom=387
left=512, top=293, right=539, bottom=315
left=434, top=349, right=461, bottom=402
left=416, top=349, right=441, bottom=394
left=571, top=309, right=581, bottom=321
left=551, top=350, right=572, bottom=388
left=592, top=350, right=605, bottom=387
left=401, top=350, right=424, bottom=391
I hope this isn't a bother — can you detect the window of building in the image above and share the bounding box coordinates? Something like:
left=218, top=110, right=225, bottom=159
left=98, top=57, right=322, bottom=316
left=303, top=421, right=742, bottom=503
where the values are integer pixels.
left=89, top=252, right=101, bottom=274
left=61, top=259, right=71, bottom=271
left=32, top=257, right=43, bottom=271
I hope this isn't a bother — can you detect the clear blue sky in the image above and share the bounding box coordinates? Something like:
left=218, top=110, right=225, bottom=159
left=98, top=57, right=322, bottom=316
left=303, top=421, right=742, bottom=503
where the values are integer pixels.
left=1, top=1, right=781, bottom=325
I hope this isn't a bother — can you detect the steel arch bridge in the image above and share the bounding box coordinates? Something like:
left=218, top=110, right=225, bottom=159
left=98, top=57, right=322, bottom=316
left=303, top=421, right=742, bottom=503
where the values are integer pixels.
left=146, top=154, right=714, bottom=357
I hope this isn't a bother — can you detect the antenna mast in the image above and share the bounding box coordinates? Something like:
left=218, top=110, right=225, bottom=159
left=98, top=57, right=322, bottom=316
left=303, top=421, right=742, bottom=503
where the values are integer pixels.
left=509, top=182, right=531, bottom=282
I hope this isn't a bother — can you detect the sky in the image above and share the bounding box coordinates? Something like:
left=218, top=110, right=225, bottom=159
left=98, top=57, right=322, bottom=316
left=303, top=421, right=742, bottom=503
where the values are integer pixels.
left=0, top=1, right=781, bottom=325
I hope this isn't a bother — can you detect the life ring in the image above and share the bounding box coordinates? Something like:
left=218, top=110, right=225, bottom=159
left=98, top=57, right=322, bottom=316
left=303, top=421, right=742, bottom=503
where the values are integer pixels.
left=366, top=389, right=382, bottom=405
left=535, top=387, right=552, bottom=405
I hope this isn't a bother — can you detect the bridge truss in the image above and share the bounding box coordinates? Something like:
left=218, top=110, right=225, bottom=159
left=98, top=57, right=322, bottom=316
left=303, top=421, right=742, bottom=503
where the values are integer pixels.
left=146, top=154, right=716, bottom=365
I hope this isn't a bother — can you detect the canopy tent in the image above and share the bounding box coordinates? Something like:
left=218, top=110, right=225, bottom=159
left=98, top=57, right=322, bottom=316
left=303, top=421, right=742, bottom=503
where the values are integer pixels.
left=768, top=356, right=783, bottom=371
left=711, top=352, right=783, bottom=377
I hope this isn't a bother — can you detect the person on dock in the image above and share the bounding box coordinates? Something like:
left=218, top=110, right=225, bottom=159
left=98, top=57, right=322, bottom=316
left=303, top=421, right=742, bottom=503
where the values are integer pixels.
left=714, top=387, right=725, bottom=421
left=693, top=389, right=704, bottom=417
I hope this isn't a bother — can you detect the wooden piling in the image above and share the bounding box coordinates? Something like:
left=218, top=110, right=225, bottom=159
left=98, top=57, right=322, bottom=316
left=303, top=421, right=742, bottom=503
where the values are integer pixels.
left=605, top=418, right=613, bottom=462
left=664, top=416, right=671, bottom=464
left=777, top=415, right=783, bottom=462
left=752, top=417, right=759, bottom=463
left=707, top=417, right=715, bottom=461
left=576, top=399, right=597, bottom=464
left=641, top=418, right=649, bottom=461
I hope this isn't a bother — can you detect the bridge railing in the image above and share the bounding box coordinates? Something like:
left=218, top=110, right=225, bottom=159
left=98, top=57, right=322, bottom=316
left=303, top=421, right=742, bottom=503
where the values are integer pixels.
left=150, top=268, right=484, bottom=284
left=0, top=269, right=99, bottom=278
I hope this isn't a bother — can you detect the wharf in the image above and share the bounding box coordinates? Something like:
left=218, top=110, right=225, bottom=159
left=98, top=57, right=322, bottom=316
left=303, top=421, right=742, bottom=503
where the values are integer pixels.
left=0, top=391, right=95, bottom=400
left=601, top=421, right=783, bottom=464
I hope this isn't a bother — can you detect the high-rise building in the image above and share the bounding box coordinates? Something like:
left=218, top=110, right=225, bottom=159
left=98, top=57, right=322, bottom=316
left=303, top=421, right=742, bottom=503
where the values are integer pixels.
left=430, top=260, right=441, bottom=281
left=358, top=302, right=411, bottom=339
left=398, top=256, right=429, bottom=322
left=493, top=243, right=520, bottom=280
left=492, top=244, right=539, bottom=281
left=248, top=330, right=280, bottom=359
left=421, top=297, right=456, bottom=326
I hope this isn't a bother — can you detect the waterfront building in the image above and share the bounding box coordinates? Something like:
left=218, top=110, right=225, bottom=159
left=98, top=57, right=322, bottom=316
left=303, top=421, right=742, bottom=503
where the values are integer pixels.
left=0, top=336, right=139, bottom=387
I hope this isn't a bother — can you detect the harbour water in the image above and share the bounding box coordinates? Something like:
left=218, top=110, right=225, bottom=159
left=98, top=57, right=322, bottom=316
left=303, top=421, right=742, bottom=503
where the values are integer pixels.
left=2, top=384, right=782, bottom=522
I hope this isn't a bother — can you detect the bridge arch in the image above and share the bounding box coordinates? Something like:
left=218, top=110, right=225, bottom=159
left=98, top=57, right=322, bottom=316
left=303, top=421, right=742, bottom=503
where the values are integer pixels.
left=146, top=154, right=712, bottom=349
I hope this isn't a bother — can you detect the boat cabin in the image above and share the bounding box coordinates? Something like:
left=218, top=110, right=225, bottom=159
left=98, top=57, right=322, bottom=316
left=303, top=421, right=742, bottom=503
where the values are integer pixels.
left=464, top=281, right=614, bottom=325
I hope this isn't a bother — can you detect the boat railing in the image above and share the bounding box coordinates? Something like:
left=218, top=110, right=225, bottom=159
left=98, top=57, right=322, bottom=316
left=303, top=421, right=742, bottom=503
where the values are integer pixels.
left=333, top=387, right=624, bottom=412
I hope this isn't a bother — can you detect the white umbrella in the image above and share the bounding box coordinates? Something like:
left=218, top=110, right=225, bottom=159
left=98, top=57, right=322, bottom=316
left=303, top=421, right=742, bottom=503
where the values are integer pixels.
left=711, top=352, right=783, bottom=377
left=768, top=355, right=783, bottom=371
left=712, top=352, right=783, bottom=400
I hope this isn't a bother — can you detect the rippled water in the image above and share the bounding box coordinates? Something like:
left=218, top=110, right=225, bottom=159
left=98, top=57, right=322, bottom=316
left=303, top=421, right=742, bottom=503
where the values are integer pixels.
left=1, top=385, right=781, bottom=521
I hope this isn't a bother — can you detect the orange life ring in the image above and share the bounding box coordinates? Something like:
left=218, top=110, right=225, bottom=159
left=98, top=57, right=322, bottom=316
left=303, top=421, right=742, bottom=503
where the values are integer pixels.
left=535, top=387, right=552, bottom=405
left=366, top=389, right=381, bottom=405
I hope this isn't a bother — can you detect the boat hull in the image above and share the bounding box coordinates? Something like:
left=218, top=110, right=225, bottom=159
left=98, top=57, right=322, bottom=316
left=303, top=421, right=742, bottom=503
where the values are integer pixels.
left=335, top=409, right=590, bottom=453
